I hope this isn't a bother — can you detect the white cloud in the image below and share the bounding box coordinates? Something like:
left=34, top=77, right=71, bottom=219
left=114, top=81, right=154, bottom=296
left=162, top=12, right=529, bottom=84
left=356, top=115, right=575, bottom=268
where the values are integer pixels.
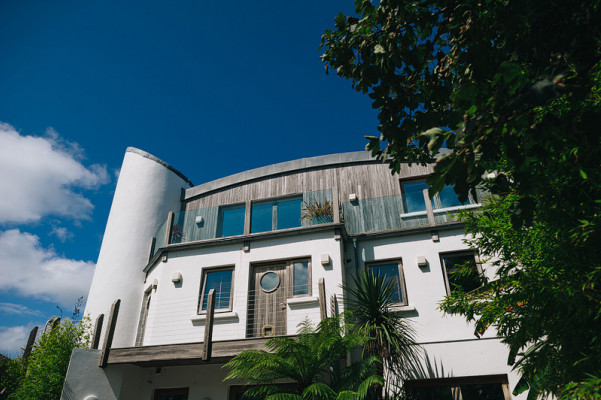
left=0, top=229, right=94, bottom=307
left=0, top=303, right=43, bottom=316
left=49, top=225, right=73, bottom=242
left=0, top=122, right=110, bottom=224
left=0, top=324, right=35, bottom=356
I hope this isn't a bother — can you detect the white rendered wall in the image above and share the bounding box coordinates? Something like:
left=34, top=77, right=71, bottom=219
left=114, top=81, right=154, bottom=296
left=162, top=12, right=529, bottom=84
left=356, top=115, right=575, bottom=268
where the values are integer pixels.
left=142, top=229, right=344, bottom=346
left=84, top=148, right=190, bottom=348
left=354, top=227, right=525, bottom=398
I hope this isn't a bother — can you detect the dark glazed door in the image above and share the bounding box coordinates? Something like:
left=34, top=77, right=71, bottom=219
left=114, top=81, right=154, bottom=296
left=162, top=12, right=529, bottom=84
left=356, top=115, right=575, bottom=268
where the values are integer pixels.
left=153, top=387, right=188, bottom=400
left=249, top=264, right=288, bottom=338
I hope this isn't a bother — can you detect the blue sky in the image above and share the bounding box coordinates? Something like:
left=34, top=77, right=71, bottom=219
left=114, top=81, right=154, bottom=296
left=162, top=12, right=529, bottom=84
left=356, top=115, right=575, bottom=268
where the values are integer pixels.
left=0, top=1, right=378, bottom=354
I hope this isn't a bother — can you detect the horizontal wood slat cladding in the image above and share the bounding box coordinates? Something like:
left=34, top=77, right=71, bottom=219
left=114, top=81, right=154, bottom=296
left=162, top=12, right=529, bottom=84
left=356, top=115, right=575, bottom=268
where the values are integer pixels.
left=107, top=337, right=286, bottom=366
left=184, top=162, right=434, bottom=211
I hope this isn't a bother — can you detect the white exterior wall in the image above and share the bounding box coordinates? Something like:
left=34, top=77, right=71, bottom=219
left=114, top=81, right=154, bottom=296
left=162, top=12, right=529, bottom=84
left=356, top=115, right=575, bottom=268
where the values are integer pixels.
left=84, top=149, right=190, bottom=348
left=355, top=227, right=525, bottom=399
left=142, top=229, right=344, bottom=345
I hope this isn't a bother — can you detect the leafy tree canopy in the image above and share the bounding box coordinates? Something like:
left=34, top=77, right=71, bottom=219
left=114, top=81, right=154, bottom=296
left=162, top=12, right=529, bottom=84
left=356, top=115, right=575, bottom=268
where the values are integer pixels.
left=322, top=1, right=601, bottom=397
left=321, top=0, right=601, bottom=226
left=0, top=299, right=90, bottom=400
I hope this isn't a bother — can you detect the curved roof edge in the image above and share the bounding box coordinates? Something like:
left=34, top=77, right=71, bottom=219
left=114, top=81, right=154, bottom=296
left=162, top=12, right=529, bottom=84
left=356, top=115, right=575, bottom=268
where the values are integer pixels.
left=184, top=151, right=378, bottom=200
left=126, top=147, right=194, bottom=187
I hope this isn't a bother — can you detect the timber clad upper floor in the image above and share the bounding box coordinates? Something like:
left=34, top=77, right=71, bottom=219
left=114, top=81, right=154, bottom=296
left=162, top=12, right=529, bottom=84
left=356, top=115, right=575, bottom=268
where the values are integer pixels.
left=148, top=155, right=483, bottom=262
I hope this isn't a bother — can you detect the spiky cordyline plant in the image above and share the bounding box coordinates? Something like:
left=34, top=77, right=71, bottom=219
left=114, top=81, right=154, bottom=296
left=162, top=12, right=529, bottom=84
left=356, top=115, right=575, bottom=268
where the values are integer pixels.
left=223, top=314, right=383, bottom=400
left=344, top=269, right=420, bottom=399
left=301, top=199, right=334, bottom=222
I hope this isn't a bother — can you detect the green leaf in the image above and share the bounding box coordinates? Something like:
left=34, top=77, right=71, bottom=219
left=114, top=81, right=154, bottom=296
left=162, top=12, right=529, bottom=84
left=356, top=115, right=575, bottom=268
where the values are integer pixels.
left=495, top=61, right=522, bottom=85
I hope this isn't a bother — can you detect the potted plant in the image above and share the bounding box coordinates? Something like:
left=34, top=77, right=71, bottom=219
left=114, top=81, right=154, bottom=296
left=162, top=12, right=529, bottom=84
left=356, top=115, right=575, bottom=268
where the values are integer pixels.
left=301, top=198, right=334, bottom=225
left=170, top=224, right=185, bottom=243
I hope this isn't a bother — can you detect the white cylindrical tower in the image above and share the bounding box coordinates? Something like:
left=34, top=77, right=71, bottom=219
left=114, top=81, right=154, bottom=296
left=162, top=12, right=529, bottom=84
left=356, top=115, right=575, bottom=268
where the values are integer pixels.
left=84, top=147, right=192, bottom=348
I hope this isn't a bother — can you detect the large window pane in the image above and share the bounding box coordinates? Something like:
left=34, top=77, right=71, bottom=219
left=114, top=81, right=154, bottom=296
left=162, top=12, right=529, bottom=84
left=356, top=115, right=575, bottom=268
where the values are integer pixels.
left=219, top=205, right=245, bottom=237
left=442, top=253, right=481, bottom=293
left=277, top=198, right=302, bottom=230
left=438, top=185, right=468, bottom=208
left=201, top=269, right=233, bottom=310
left=293, top=262, right=309, bottom=295
left=251, top=203, right=273, bottom=233
left=369, top=263, right=404, bottom=303
left=402, top=180, right=429, bottom=213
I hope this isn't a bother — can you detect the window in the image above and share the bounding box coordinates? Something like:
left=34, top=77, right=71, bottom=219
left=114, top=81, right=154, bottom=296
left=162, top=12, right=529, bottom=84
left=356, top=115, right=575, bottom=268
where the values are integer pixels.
left=405, top=375, right=511, bottom=400
left=134, top=289, right=152, bottom=346
left=401, top=179, right=476, bottom=213
left=218, top=204, right=245, bottom=237
left=293, top=261, right=310, bottom=296
left=367, top=260, right=408, bottom=305
left=440, top=252, right=482, bottom=294
left=401, top=180, right=430, bottom=213
left=199, top=267, right=234, bottom=312
left=251, top=196, right=302, bottom=233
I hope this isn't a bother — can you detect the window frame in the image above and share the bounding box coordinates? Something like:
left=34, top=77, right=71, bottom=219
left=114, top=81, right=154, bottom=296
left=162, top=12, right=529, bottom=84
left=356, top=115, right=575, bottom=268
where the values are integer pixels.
left=366, top=259, right=408, bottom=306
left=439, top=251, right=483, bottom=296
left=290, top=258, right=312, bottom=298
left=197, top=265, right=235, bottom=314
left=400, top=177, right=430, bottom=214
left=399, top=177, right=478, bottom=214
left=250, top=194, right=303, bottom=233
left=404, top=374, right=511, bottom=400
left=217, top=202, right=246, bottom=238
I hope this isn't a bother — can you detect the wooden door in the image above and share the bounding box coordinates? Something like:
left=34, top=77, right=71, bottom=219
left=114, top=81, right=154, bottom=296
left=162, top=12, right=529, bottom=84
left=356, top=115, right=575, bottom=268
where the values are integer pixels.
left=248, top=263, right=288, bottom=338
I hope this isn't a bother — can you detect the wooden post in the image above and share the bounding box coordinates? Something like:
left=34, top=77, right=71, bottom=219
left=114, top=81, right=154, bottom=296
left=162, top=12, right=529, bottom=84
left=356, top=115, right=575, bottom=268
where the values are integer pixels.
left=423, top=189, right=436, bottom=225
left=330, top=294, right=338, bottom=317
left=91, top=314, right=104, bottom=350
left=244, top=200, right=252, bottom=235
left=202, top=289, right=216, bottom=361
left=332, top=186, right=340, bottom=224
left=22, top=327, right=38, bottom=361
left=164, top=211, right=174, bottom=246
left=318, top=278, right=327, bottom=320
left=99, top=299, right=120, bottom=368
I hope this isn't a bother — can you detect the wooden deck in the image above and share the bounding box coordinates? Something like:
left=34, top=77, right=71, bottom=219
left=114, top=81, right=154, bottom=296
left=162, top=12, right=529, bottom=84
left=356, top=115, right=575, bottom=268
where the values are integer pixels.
left=107, top=336, right=286, bottom=367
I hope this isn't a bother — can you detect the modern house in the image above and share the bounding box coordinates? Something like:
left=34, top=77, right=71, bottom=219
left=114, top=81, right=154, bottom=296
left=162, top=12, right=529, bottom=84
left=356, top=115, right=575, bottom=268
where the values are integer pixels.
left=61, top=148, right=523, bottom=400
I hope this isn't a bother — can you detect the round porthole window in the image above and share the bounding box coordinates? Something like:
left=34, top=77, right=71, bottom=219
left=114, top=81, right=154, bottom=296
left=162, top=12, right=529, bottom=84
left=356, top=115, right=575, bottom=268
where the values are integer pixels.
left=260, top=272, right=280, bottom=292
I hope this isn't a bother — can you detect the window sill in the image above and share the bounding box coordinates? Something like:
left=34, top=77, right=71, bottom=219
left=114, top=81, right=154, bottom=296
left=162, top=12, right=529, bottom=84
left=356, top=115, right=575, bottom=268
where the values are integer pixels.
left=287, top=296, right=319, bottom=306
left=432, top=203, right=481, bottom=214
left=390, top=305, right=416, bottom=313
left=400, top=204, right=481, bottom=219
left=190, top=311, right=238, bottom=323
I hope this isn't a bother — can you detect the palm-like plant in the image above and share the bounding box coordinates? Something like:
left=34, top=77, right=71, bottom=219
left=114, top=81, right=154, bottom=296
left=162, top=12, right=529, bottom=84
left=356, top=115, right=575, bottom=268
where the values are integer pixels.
left=224, top=314, right=382, bottom=400
left=344, top=269, right=420, bottom=398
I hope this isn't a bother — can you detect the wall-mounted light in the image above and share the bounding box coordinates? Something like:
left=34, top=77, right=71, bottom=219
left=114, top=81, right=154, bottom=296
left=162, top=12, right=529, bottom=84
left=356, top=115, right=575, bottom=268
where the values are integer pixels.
left=172, top=272, right=182, bottom=283
left=417, top=256, right=427, bottom=268
left=321, top=254, right=331, bottom=266
left=349, top=193, right=358, bottom=203
left=431, top=231, right=439, bottom=242
left=152, top=279, right=158, bottom=290
left=195, top=215, right=204, bottom=225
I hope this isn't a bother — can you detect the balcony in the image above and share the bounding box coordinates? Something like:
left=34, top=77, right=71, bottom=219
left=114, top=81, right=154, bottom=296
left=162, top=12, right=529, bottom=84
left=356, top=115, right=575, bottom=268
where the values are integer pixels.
left=91, top=280, right=337, bottom=367
left=150, top=189, right=335, bottom=258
